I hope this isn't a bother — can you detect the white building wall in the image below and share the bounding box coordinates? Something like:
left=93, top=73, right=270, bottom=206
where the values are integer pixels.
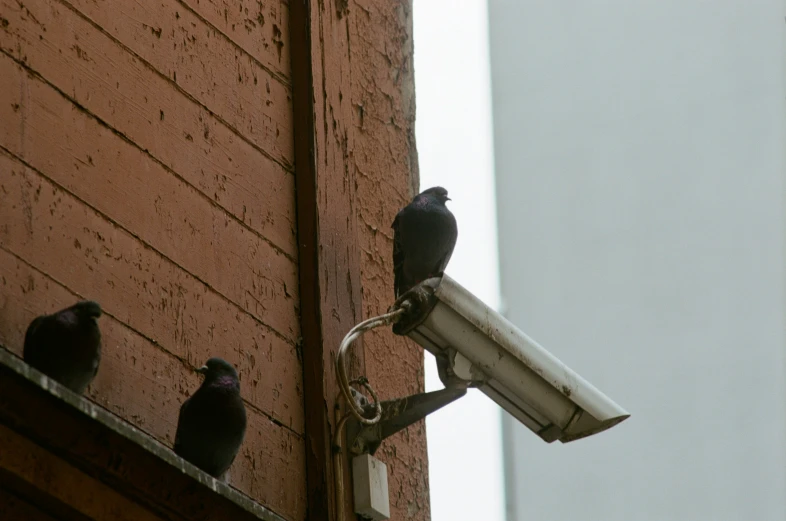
left=489, top=1, right=786, bottom=520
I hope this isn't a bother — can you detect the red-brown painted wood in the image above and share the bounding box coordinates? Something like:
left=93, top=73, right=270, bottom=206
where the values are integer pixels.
left=350, top=1, right=431, bottom=519
left=0, top=0, right=298, bottom=258
left=0, top=0, right=427, bottom=519
left=67, top=0, right=294, bottom=163
left=0, top=246, right=307, bottom=520
left=179, top=0, right=291, bottom=82
left=0, top=151, right=304, bottom=435
left=0, top=56, right=300, bottom=345
left=290, top=0, right=366, bottom=519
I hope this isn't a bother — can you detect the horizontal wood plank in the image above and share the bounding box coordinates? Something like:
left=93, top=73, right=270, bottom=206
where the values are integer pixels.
left=0, top=248, right=307, bottom=520
left=0, top=0, right=298, bottom=258
left=0, top=150, right=304, bottom=434
left=67, top=0, right=294, bottom=163
left=0, top=55, right=301, bottom=345
left=180, top=0, right=291, bottom=82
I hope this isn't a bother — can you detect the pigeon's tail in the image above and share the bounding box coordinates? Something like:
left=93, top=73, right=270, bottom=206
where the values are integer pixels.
left=71, top=300, right=103, bottom=319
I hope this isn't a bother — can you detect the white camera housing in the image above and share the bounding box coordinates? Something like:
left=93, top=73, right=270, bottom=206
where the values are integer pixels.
left=394, top=275, right=629, bottom=443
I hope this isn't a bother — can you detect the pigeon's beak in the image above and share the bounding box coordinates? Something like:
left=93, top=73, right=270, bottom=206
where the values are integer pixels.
left=195, top=365, right=209, bottom=375
left=446, top=196, right=451, bottom=201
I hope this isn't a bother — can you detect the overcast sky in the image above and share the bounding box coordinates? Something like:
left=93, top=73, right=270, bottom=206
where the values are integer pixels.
left=414, top=1, right=785, bottom=520
left=413, top=1, right=505, bottom=520
left=488, top=1, right=785, bottom=520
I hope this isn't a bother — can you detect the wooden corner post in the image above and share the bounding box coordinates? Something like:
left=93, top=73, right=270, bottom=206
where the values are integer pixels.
left=290, top=1, right=364, bottom=520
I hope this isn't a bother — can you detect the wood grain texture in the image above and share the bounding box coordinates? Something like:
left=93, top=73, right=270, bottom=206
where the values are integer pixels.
left=0, top=0, right=307, bottom=517
left=0, top=149, right=303, bottom=435
left=290, top=0, right=365, bottom=519
left=0, top=0, right=426, bottom=519
left=179, top=0, right=291, bottom=82
left=350, top=1, right=430, bottom=519
left=0, top=246, right=307, bottom=521
left=0, top=0, right=298, bottom=258
left=67, top=0, right=294, bottom=163
left=0, top=55, right=300, bottom=345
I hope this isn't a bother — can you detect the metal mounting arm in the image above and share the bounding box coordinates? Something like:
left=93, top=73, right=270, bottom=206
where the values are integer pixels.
left=344, top=385, right=467, bottom=456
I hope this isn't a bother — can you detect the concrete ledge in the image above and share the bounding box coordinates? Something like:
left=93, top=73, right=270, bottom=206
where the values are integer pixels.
left=0, top=347, right=287, bottom=521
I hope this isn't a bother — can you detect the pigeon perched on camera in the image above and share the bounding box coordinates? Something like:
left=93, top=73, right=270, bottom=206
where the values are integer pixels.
left=392, top=186, right=458, bottom=297
left=23, top=300, right=103, bottom=394
left=174, top=357, right=247, bottom=478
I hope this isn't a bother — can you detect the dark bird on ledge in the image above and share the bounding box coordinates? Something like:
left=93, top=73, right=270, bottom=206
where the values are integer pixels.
left=392, top=186, right=458, bottom=297
left=174, top=357, right=247, bottom=478
left=23, top=300, right=103, bottom=394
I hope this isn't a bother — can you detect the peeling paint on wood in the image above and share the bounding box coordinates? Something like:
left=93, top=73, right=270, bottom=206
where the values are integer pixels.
left=291, top=0, right=427, bottom=520
left=0, top=0, right=298, bottom=257
left=0, top=153, right=304, bottom=435
left=0, top=0, right=424, bottom=519
left=67, top=0, right=294, bottom=162
left=0, top=246, right=307, bottom=520
left=180, top=0, right=291, bottom=82
left=289, top=0, right=361, bottom=518
left=0, top=0, right=306, bottom=516
left=351, top=1, right=430, bottom=519
left=0, top=55, right=301, bottom=344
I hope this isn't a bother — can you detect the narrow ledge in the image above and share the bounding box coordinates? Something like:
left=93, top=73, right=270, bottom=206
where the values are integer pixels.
left=0, top=347, right=287, bottom=521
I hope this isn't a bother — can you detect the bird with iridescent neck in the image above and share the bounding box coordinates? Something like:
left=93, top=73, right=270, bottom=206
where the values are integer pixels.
left=392, top=186, right=458, bottom=298
left=23, top=300, right=103, bottom=394
left=174, top=357, right=247, bottom=478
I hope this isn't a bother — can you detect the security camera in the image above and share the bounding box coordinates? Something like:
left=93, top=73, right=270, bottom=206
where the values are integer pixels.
left=392, top=275, right=630, bottom=443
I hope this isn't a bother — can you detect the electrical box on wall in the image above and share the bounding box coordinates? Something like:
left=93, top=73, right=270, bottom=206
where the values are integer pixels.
left=352, top=454, right=390, bottom=520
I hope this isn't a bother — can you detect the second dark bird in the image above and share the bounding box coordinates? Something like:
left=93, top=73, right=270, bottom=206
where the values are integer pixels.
left=23, top=300, right=103, bottom=394
left=174, top=357, right=247, bottom=478
left=392, top=186, right=458, bottom=297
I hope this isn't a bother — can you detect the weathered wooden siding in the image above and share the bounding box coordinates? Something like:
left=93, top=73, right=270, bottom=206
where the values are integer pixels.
left=0, top=0, right=305, bottom=519
left=0, top=0, right=428, bottom=520
left=288, top=0, right=428, bottom=519
left=350, top=2, right=430, bottom=519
